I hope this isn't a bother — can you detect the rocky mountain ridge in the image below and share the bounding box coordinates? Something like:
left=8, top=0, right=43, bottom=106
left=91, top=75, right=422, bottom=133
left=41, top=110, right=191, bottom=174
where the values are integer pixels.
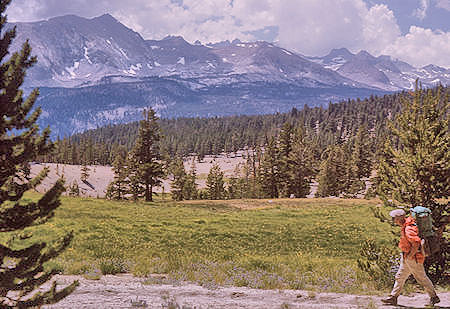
left=307, top=48, right=450, bottom=91
left=10, top=14, right=449, bottom=91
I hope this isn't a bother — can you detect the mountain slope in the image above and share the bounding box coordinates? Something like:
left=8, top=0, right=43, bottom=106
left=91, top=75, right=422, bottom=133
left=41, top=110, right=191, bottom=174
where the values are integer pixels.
left=10, top=14, right=153, bottom=87
left=37, top=77, right=387, bottom=138
left=308, top=48, right=450, bottom=90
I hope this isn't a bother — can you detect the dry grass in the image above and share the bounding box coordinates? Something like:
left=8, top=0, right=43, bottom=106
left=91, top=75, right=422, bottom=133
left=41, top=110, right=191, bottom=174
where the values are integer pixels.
left=180, top=198, right=382, bottom=210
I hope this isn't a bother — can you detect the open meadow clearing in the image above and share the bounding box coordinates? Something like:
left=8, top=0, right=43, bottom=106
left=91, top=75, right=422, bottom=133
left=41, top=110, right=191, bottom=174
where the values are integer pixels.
left=6, top=195, right=387, bottom=290
left=3, top=194, right=449, bottom=308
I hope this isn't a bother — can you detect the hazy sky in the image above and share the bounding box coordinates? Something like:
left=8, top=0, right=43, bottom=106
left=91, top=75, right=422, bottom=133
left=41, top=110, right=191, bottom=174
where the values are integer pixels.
left=6, top=0, right=450, bottom=68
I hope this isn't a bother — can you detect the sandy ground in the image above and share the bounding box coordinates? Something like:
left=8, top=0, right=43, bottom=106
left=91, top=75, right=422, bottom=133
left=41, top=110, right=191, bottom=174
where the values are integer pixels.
left=41, top=274, right=450, bottom=309
left=30, top=153, right=319, bottom=198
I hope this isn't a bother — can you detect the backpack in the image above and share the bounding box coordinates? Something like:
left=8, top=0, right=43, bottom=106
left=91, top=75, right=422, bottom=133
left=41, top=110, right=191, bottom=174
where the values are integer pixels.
left=410, top=206, right=440, bottom=257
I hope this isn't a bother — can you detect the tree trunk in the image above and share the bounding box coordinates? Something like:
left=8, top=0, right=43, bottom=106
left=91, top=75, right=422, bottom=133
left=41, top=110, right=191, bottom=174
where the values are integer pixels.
left=145, top=183, right=151, bottom=202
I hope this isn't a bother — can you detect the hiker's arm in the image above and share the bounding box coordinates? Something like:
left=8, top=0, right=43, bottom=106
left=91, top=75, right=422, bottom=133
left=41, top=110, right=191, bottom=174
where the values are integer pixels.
left=405, top=225, right=421, bottom=260
left=406, top=241, right=419, bottom=260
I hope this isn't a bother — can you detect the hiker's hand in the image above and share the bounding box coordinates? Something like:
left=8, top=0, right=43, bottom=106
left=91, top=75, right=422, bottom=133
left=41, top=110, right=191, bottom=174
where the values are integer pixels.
left=406, top=252, right=415, bottom=260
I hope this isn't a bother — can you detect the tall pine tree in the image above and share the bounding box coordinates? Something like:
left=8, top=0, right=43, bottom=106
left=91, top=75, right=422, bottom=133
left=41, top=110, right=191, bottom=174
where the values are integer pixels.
left=0, top=1, right=78, bottom=306
left=184, top=157, right=198, bottom=200
left=278, top=122, right=294, bottom=197
left=377, top=84, right=449, bottom=283
left=129, top=109, right=164, bottom=202
left=316, top=144, right=348, bottom=197
left=344, top=125, right=373, bottom=197
left=287, top=125, right=316, bottom=198
left=169, top=157, right=187, bottom=201
left=106, top=151, right=129, bottom=200
left=259, top=137, right=280, bottom=198
left=206, top=163, right=225, bottom=200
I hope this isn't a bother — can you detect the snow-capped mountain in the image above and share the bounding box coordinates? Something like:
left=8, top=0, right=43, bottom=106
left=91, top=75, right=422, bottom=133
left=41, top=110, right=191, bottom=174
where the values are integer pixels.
left=10, top=14, right=367, bottom=89
left=307, top=48, right=450, bottom=91
left=7, top=14, right=448, bottom=137
left=10, top=14, right=154, bottom=87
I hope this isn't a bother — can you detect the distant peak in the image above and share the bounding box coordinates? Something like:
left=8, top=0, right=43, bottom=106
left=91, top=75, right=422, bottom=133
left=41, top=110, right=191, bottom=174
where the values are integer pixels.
left=326, top=47, right=353, bottom=58
left=163, top=35, right=184, bottom=40
left=356, top=50, right=374, bottom=58
left=158, top=35, right=192, bottom=47
left=92, top=13, right=118, bottom=23
left=331, top=47, right=351, bottom=54
left=48, top=14, right=86, bottom=22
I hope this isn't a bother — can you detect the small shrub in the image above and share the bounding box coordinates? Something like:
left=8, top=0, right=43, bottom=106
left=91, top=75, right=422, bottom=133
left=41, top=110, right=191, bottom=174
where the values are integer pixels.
left=357, top=239, right=398, bottom=289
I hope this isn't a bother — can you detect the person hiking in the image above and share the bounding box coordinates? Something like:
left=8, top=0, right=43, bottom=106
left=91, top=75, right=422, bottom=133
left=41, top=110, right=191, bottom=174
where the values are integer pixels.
left=381, top=209, right=440, bottom=306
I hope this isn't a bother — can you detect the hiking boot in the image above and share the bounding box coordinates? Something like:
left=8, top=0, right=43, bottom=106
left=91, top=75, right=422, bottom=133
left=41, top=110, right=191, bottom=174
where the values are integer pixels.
left=426, top=295, right=440, bottom=306
left=381, top=296, right=398, bottom=305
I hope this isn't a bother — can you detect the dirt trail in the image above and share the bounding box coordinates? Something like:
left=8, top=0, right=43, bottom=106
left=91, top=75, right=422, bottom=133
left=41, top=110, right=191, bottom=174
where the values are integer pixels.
left=42, top=274, right=450, bottom=309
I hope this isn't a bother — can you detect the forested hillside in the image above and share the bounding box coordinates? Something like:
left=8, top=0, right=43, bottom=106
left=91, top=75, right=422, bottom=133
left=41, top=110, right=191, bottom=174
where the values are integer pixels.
left=41, top=85, right=447, bottom=166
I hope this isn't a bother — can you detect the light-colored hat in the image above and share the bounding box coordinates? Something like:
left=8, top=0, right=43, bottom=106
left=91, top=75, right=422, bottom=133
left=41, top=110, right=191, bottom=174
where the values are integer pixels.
left=389, top=209, right=406, bottom=217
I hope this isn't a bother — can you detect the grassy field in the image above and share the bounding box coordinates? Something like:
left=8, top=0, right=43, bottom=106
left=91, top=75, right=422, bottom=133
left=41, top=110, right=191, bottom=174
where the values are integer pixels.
left=3, top=194, right=401, bottom=294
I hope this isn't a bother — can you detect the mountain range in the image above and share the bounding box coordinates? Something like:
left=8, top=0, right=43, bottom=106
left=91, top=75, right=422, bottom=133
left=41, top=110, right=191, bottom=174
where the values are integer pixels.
left=8, top=14, right=449, bottom=137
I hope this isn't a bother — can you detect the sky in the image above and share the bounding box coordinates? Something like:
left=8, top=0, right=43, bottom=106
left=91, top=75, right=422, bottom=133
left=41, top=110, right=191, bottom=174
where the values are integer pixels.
left=6, top=0, right=450, bottom=68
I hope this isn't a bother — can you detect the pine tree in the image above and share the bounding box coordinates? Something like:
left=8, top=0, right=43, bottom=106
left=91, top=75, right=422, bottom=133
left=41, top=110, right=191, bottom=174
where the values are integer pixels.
left=316, top=144, right=348, bottom=197
left=206, top=163, right=225, bottom=200
left=377, top=84, right=449, bottom=283
left=126, top=152, right=144, bottom=202
left=0, top=1, right=78, bottom=305
left=129, top=109, right=164, bottom=202
left=287, top=125, right=316, bottom=198
left=245, top=147, right=263, bottom=198
left=80, top=163, right=90, bottom=183
left=278, top=122, right=294, bottom=197
left=106, top=152, right=129, bottom=200
left=184, top=157, right=198, bottom=200
left=259, top=137, right=280, bottom=198
left=227, top=164, right=244, bottom=199
left=378, top=85, right=449, bottom=207
left=344, top=125, right=372, bottom=197
left=68, top=180, right=80, bottom=197
left=170, top=157, right=187, bottom=201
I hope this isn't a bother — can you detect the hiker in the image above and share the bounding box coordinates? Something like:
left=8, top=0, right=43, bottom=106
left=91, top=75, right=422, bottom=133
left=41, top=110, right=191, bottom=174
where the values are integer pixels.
left=381, top=209, right=440, bottom=306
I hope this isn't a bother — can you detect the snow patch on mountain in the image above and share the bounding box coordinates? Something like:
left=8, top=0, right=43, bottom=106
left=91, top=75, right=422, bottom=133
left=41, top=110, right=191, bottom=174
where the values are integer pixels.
left=83, top=47, right=92, bottom=64
left=177, top=57, right=185, bottom=65
left=66, top=61, right=80, bottom=78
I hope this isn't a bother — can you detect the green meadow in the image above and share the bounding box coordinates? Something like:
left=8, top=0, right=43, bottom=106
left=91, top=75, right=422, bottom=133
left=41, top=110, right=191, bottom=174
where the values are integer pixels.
left=3, top=194, right=399, bottom=294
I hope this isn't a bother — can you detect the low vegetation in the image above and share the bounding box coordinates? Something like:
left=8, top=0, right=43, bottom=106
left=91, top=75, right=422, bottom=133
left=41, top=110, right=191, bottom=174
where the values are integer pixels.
left=3, top=194, right=409, bottom=294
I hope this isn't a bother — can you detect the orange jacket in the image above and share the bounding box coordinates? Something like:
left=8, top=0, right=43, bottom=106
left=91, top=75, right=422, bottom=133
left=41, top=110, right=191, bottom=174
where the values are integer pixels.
left=399, top=217, right=425, bottom=263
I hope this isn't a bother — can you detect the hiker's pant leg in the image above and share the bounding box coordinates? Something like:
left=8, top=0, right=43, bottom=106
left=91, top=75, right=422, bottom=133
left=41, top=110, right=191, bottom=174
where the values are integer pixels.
left=391, top=255, right=411, bottom=297
left=405, top=259, right=437, bottom=297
